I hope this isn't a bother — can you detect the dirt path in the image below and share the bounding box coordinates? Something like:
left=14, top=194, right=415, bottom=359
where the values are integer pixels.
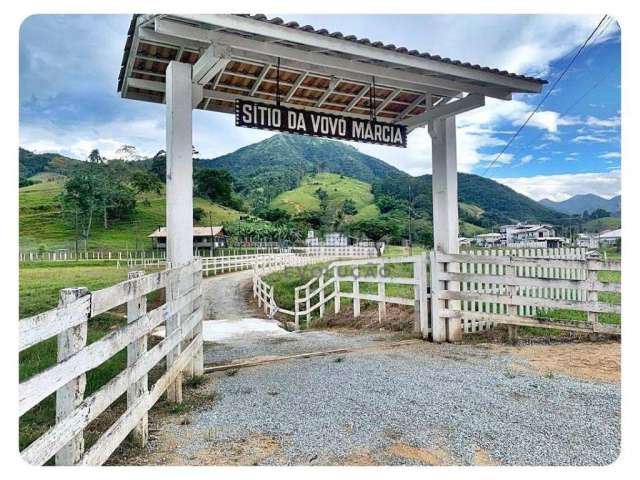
left=201, top=270, right=259, bottom=320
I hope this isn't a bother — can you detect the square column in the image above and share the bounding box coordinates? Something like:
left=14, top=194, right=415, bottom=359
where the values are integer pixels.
left=165, top=61, right=198, bottom=402
left=166, top=61, right=194, bottom=266
left=429, top=116, right=462, bottom=342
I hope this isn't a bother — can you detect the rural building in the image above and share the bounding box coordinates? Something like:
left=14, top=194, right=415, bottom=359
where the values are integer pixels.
left=148, top=226, right=226, bottom=249
left=598, top=228, right=621, bottom=246
left=577, top=233, right=600, bottom=249
left=474, top=232, right=502, bottom=247
left=305, top=230, right=349, bottom=247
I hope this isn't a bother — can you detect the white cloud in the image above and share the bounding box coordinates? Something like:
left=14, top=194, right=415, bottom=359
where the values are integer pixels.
left=517, top=154, right=534, bottom=166
left=599, top=152, right=621, bottom=159
left=572, top=135, right=609, bottom=143
left=586, top=115, right=621, bottom=128
left=495, top=169, right=621, bottom=201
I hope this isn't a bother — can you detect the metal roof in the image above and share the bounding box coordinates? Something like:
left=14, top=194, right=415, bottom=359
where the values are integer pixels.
left=118, top=14, right=546, bottom=126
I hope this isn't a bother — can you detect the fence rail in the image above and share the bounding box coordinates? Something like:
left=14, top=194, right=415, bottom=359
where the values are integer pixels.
left=19, top=259, right=203, bottom=465
left=253, top=254, right=430, bottom=333
left=433, top=248, right=621, bottom=337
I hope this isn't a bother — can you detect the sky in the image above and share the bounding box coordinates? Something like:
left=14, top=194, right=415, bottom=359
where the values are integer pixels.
left=19, top=14, right=621, bottom=202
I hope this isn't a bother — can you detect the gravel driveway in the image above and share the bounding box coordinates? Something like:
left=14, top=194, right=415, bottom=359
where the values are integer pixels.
left=125, top=341, right=620, bottom=466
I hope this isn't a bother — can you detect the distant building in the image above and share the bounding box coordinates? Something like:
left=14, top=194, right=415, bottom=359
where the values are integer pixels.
left=149, top=226, right=226, bottom=249
left=459, top=237, right=471, bottom=247
left=577, top=233, right=599, bottom=249
left=474, top=232, right=502, bottom=247
left=598, top=228, right=621, bottom=246
left=497, top=222, right=564, bottom=248
left=305, top=230, right=348, bottom=247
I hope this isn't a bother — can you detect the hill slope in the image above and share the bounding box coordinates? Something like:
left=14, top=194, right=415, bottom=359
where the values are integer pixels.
left=539, top=194, right=621, bottom=215
left=19, top=179, right=242, bottom=251
left=271, top=173, right=379, bottom=221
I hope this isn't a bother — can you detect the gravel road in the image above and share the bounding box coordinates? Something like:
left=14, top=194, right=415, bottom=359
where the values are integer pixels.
left=134, top=341, right=620, bottom=466
left=121, top=270, right=619, bottom=466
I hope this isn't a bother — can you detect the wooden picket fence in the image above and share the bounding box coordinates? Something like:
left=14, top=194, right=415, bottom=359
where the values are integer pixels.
left=19, top=259, right=203, bottom=465
left=432, top=247, right=621, bottom=337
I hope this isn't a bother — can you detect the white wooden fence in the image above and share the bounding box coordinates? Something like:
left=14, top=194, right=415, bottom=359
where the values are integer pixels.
left=19, top=259, right=203, bottom=465
left=432, top=247, right=621, bottom=338
left=254, top=247, right=621, bottom=339
left=253, top=254, right=430, bottom=333
left=292, top=245, right=380, bottom=257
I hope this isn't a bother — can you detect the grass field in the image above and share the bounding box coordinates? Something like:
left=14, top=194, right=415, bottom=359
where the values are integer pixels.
left=19, top=179, right=242, bottom=251
left=19, top=262, right=163, bottom=452
left=582, top=216, right=621, bottom=233
left=270, top=172, right=379, bottom=221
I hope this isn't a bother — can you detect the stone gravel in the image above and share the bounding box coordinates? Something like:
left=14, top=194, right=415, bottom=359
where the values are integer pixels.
left=168, top=341, right=620, bottom=466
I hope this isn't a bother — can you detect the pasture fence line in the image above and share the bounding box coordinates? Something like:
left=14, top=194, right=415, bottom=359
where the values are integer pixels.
left=19, top=258, right=203, bottom=465
left=253, top=254, right=431, bottom=333
left=432, top=247, right=620, bottom=340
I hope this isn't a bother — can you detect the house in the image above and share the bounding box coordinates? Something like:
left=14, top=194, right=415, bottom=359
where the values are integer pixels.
left=474, top=232, right=502, bottom=247
left=458, top=237, right=471, bottom=247
left=305, top=230, right=349, bottom=247
left=598, top=228, right=621, bottom=246
left=498, top=222, right=564, bottom=247
left=149, top=226, right=226, bottom=249
left=305, top=230, right=319, bottom=247
left=324, top=232, right=349, bottom=247
left=577, top=233, right=599, bottom=249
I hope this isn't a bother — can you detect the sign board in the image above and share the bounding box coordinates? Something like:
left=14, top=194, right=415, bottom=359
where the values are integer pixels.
left=235, top=99, right=407, bottom=148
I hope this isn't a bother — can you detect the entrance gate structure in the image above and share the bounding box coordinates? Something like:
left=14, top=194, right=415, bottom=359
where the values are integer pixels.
left=118, top=14, right=545, bottom=343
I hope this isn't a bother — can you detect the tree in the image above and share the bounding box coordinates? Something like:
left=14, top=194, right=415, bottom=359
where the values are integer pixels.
left=87, top=149, right=104, bottom=164
left=253, top=206, right=291, bottom=223
left=341, top=199, right=358, bottom=216
left=349, top=216, right=400, bottom=256
left=150, top=150, right=166, bottom=181
left=131, top=170, right=162, bottom=195
left=194, top=168, right=234, bottom=207
left=60, top=168, right=106, bottom=245
left=193, top=207, right=205, bottom=222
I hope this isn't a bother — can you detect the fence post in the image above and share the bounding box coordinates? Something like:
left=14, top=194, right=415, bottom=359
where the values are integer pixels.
left=429, top=250, right=446, bottom=342
left=166, top=265, right=183, bottom=404
left=126, top=271, right=149, bottom=447
left=305, top=285, right=311, bottom=326
left=378, top=262, right=386, bottom=323
left=334, top=266, right=341, bottom=314
left=353, top=266, right=360, bottom=318
left=504, top=263, right=519, bottom=345
left=191, top=259, right=204, bottom=376
left=55, top=287, right=89, bottom=465
left=270, top=285, right=276, bottom=318
left=319, top=272, right=325, bottom=319
left=294, top=287, right=300, bottom=330
left=587, top=266, right=599, bottom=334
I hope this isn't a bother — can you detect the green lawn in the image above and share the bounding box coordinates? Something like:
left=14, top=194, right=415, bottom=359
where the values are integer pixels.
left=270, top=172, right=379, bottom=220
left=19, top=262, right=162, bottom=452
left=20, top=180, right=242, bottom=252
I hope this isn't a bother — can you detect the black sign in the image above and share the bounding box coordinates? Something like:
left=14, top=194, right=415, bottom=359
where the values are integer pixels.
left=235, top=99, right=407, bottom=148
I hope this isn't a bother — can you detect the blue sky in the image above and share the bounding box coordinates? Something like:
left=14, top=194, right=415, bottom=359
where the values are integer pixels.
left=19, top=14, right=620, bottom=201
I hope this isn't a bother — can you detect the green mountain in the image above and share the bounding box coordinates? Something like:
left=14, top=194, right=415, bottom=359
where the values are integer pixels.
left=196, top=133, right=405, bottom=202
left=539, top=194, right=621, bottom=215
left=197, top=133, right=564, bottom=230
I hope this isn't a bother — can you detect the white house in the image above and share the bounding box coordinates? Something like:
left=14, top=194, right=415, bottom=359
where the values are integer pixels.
left=598, top=228, right=621, bottom=246
left=474, top=232, right=502, bottom=247
left=577, top=233, right=599, bottom=249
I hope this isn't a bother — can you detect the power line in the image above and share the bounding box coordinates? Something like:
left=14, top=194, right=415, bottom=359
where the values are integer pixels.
left=481, top=14, right=609, bottom=176
left=505, top=62, right=619, bottom=162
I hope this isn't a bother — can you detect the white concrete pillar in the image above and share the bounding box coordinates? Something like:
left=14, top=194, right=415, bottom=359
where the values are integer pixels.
left=165, top=61, right=195, bottom=401
left=429, top=116, right=462, bottom=342
left=166, top=61, right=194, bottom=267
